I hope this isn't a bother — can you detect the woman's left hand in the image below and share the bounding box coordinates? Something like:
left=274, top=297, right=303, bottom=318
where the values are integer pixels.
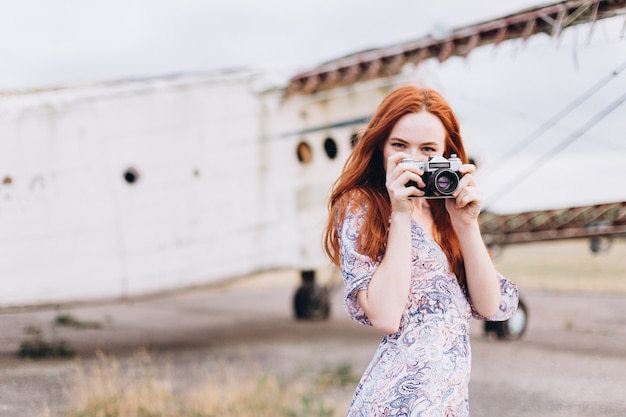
left=446, top=163, right=482, bottom=226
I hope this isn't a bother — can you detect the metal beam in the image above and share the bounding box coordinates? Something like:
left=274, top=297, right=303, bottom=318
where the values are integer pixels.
left=480, top=201, right=626, bottom=245
left=287, top=0, right=626, bottom=95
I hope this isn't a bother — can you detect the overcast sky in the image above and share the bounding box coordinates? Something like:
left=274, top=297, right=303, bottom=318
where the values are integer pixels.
left=1, top=0, right=553, bottom=90
left=1, top=0, right=625, bottom=211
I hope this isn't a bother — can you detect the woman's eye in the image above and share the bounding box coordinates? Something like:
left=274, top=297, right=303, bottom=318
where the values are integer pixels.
left=392, top=142, right=406, bottom=149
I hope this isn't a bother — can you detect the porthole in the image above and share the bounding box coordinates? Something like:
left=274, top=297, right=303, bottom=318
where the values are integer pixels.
left=123, top=167, right=140, bottom=185
left=296, top=141, right=313, bottom=164
left=350, top=132, right=360, bottom=148
left=323, top=137, right=338, bottom=159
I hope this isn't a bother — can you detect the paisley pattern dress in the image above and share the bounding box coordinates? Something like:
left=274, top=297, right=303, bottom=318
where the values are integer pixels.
left=339, top=201, right=519, bottom=416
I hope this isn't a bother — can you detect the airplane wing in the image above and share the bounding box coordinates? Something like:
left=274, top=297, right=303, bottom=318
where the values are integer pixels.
left=478, top=200, right=626, bottom=339
left=287, top=0, right=626, bottom=95
left=480, top=201, right=626, bottom=250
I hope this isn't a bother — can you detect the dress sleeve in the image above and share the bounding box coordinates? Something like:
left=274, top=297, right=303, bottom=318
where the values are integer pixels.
left=338, top=201, right=379, bottom=326
left=470, top=272, right=520, bottom=321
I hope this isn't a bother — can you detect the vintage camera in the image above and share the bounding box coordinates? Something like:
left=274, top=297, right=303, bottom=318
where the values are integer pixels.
left=402, top=154, right=462, bottom=198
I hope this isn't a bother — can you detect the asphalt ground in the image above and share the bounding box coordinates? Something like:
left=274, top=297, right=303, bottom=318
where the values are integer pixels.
left=1, top=269, right=625, bottom=417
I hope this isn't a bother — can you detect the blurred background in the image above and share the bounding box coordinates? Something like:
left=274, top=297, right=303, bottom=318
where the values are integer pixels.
left=2, top=0, right=624, bottom=212
left=1, top=2, right=626, bottom=416
left=1, top=0, right=562, bottom=90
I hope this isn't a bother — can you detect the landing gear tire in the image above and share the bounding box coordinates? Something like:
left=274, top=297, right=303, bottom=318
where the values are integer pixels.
left=293, top=270, right=330, bottom=320
left=485, top=297, right=528, bottom=341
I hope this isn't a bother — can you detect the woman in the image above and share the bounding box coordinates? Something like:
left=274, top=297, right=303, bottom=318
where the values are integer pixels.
left=323, top=85, right=519, bottom=416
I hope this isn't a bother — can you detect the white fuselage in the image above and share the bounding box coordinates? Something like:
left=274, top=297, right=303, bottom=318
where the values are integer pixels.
left=0, top=70, right=395, bottom=307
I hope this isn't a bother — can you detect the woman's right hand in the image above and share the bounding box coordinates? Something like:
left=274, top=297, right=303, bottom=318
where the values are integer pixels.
left=385, top=153, right=425, bottom=213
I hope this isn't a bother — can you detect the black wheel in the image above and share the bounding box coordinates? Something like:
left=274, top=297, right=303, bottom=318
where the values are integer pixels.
left=293, top=270, right=331, bottom=320
left=484, top=297, right=528, bottom=341
left=497, top=297, right=528, bottom=340
left=590, top=236, right=613, bottom=253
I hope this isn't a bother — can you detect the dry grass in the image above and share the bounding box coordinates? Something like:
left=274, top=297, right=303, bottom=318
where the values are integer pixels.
left=63, top=349, right=359, bottom=417
left=492, top=238, right=626, bottom=294
left=58, top=238, right=625, bottom=417
left=66, top=349, right=178, bottom=417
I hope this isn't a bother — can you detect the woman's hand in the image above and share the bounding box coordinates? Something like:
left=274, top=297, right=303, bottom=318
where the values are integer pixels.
left=447, top=163, right=502, bottom=318
left=446, top=163, right=482, bottom=227
left=385, top=153, right=425, bottom=213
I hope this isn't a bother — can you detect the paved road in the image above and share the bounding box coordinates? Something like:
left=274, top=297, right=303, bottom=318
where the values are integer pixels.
left=1, top=275, right=625, bottom=416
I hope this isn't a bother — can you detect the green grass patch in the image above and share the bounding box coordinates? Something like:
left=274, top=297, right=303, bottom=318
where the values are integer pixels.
left=18, top=312, right=103, bottom=359
left=54, top=313, right=102, bottom=329
left=18, top=325, right=75, bottom=359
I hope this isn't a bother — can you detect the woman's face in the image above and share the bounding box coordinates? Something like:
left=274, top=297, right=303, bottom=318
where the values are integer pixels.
left=382, top=111, right=446, bottom=166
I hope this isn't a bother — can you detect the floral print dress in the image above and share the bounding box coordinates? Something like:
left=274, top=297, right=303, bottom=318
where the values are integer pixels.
left=339, top=202, right=519, bottom=416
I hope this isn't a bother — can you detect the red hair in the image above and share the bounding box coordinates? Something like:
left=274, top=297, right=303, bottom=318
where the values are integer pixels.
left=323, top=85, right=468, bottom=286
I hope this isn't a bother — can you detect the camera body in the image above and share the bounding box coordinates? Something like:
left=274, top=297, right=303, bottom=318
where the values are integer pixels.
left=402, top=154, right=462, bottom=198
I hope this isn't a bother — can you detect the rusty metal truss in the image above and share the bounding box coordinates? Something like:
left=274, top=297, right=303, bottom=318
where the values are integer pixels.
left=479, top=201, right=626, bottom=245
left=287, top=0, right=626, bottom=95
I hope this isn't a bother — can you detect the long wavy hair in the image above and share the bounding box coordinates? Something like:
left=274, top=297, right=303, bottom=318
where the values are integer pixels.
left=323, top=85, right=468, bottom=286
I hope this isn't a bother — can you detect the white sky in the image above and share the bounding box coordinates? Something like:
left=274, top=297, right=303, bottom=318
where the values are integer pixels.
left=1, top=0, right=625, bottom=212
left=1, top=0, right=550, bottom=90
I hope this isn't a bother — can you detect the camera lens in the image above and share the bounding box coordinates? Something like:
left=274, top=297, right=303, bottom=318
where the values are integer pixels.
left=433, top=170, right=459, bottom=196
left=437, top=176, right=451, bottom=190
